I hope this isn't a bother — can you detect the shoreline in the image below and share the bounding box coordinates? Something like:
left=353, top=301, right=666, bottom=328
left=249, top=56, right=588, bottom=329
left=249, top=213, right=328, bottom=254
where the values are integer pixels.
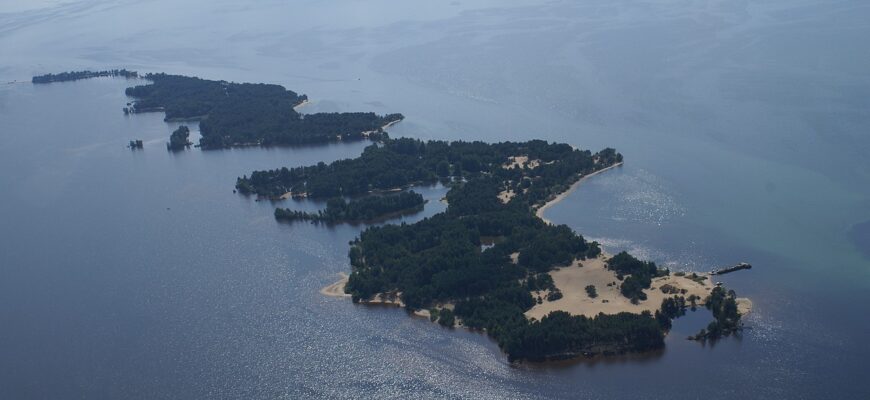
left=318, top=157, right=753, bottom=342
left=535, top=162, right=623, bottom=225
left=321, top=273, right=432, bottom=319
left=293, top=99, right=309, bottom=110
left=320, top=273, right=350, bottom=297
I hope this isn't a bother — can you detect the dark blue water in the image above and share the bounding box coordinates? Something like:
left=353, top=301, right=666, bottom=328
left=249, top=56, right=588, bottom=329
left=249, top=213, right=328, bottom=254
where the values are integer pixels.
left=850, top=220, right=870, bottom=260
left=1, top=0, right=869, bottom=398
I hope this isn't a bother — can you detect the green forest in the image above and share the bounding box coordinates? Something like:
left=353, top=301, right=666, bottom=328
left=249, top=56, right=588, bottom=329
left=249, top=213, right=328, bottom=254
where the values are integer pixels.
left=167, top=125, right=192, bottom=151
left=123, top=73, right=403, bottom=148
left=236, top=138, right=623, bottom=199
left=241, top=139, right=720, bottom=361
left=606, top=251, right=670, bottom=303
left=32, top=69, right=138, bottom=83
left=275, top=191, right=425, bottom=224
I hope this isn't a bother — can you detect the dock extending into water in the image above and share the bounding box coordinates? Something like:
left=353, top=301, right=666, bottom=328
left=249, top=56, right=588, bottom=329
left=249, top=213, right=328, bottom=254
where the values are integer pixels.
left=711, top=262, right=752, bottom=275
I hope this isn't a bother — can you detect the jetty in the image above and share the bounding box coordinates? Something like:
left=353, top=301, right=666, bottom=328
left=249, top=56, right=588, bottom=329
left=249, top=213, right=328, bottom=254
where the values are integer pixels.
left=711, top=262, right=752, bottom=275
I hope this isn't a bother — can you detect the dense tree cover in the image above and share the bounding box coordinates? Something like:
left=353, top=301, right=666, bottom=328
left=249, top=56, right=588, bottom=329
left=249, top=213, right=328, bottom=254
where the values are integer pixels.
left=32, top=69, right=138, bottom=84
left=700, top=287, right=741, bottom=339
left=123, top=73, right=403, bottom=148
left=274, top=191, right=424, bottom=224
left=278, top=139, right=673, bottom=360
left=607, top=251, right=669, bottom=303
left=251, top=137, right=735, bottom=360
left=656, top=296, right=688, bottom=330
left=237, top=137, right=621, bottom=201
left=526, top=273, right=556, bottom=292
left=167, top=125, right=192, bottom=150
left=502, top=311, right=665, bottom=361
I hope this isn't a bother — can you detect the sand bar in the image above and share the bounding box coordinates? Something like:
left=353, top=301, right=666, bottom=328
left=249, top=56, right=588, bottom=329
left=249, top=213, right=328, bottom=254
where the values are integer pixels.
left=320, top=273, right=351, bottom=297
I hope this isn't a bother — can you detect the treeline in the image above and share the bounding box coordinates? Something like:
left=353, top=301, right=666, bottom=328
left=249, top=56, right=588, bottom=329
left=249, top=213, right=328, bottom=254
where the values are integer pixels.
left=502, top=311, right=665, bottom=361
left=274, top=191, right=425, bottom=224
left=123, top=73, right=402, bottom=148
left=32, top=69, right=138, bottom=84
left=237, top=137, right=622, bottom=202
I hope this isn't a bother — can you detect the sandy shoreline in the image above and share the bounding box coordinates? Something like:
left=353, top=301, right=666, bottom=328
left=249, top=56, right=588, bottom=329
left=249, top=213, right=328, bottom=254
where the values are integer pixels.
left=320, top=273, right=431, bottom=318
left=535, top=162, right=623, bottom=225
left=320, top=273, right=350, bottom=297
left=293, top=99, right=309, bottom=110
left=319, top=158, right=752, bottom=327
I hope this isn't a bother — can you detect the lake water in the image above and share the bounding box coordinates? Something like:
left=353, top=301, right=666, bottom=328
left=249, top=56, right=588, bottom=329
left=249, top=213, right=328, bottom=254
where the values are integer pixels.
left=1, top=0, right=869, bottom=398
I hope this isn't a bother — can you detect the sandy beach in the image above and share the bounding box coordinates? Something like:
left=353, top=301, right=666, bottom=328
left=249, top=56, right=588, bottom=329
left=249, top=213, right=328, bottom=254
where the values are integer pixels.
left=535, top=162, right=623, bottom=225
left=320, top=273, right=351, bottom=297
left=293, top=99, right=309, bottom=110
left=321, top=273, right=431, bottom=318
left=360, top=119, right=402, bottom=137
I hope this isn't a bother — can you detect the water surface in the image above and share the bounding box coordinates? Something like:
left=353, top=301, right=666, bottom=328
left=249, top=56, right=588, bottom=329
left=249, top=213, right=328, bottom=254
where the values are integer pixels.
left=1, top=0, right=869, bottom=398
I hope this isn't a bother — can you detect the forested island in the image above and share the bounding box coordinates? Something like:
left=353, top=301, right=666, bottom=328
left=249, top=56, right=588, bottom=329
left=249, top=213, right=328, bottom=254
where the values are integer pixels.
left=32, top=69, right=138, bottom=83
left=33, top=71, right=403, bottom=149
left=241, top=138, right=747, bottom=361
left=35, top=69, right=749, bottom=362
left=123, top=73, right=403, bottom=148
left=275, top=191, right=425, bottom=224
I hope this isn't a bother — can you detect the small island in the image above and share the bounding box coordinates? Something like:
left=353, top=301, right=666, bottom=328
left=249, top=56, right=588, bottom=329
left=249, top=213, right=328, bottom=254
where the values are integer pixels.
left=167, top=125, right=192, bottom=151
left=275, top=191, right=425, bottom=224
left=123, top=73, right=403, bottom=148
left=32, top=69, right=138, bottom=84
left=241, top=138, right=750, bottom=361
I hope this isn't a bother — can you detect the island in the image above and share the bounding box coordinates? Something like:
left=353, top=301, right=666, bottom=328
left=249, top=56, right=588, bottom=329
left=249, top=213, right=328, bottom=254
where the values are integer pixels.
left=34, top=69, right=752, bottom=362
left=275, top=191, right=425, bottom=224
left=32, top=69, right=138, bottom=84
left=33, top=71, right=404, bottom=149
left=167, top=125, right=192, bottom=151
left=123, top=73, right=403, bottom=148
left=240, top=138, right=751, bottom=361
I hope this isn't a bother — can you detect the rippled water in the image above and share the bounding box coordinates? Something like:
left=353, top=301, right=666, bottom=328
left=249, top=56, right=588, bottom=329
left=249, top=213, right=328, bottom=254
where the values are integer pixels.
left=1, top=0, right=869, bottom=398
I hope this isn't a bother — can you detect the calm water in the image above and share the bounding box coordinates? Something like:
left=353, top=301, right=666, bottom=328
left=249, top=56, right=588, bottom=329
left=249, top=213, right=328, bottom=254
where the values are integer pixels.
left=1, top=0, right=869, bottom=398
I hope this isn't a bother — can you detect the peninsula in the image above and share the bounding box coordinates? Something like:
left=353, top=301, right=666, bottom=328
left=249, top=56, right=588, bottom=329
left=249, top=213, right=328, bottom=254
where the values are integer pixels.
left=242, top=138, right=750, bottom=361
